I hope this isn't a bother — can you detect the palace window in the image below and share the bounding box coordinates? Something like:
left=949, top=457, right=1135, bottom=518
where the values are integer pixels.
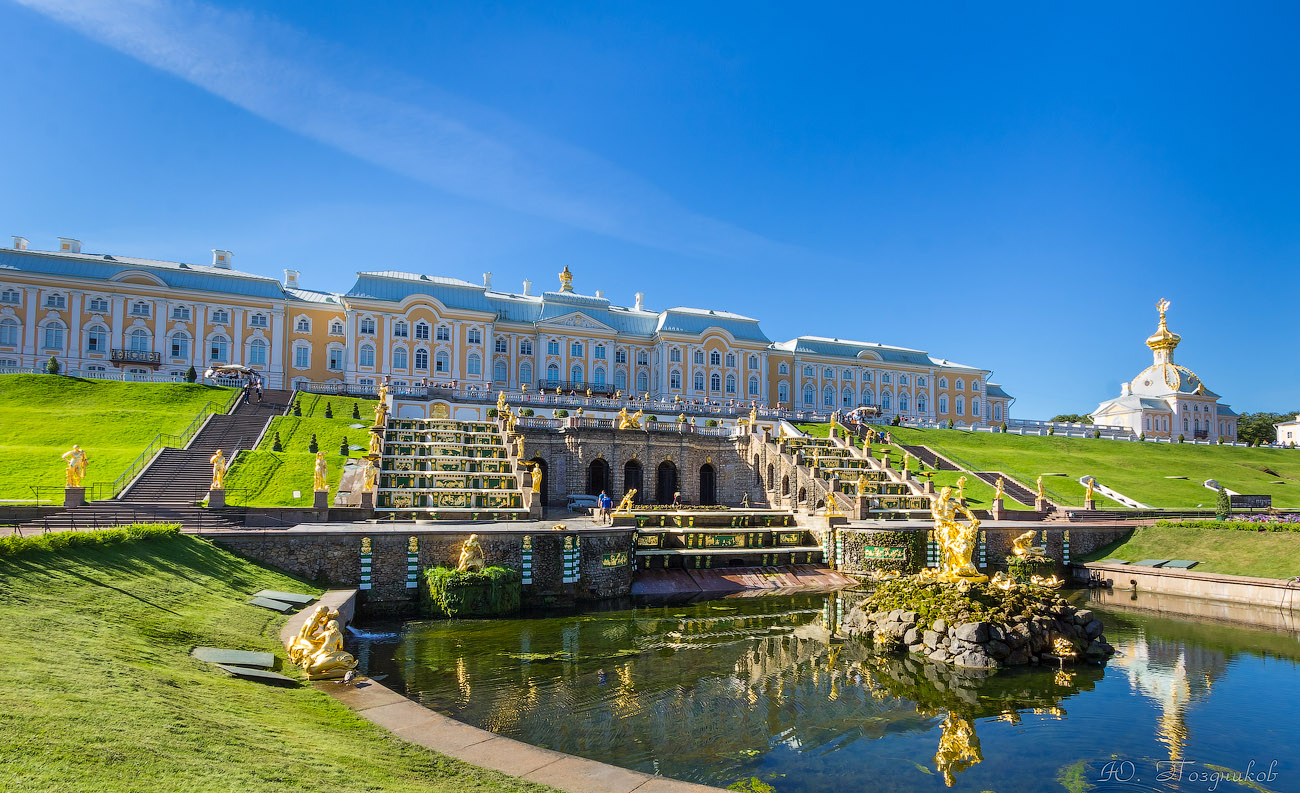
left=971, top=399, right=980, bottom=417
left=414, top=348, right=431, bottom=371
left=862, top=388, right=874, bottom=406
left=670, top=369, right=682, bottom=390
left=636, top=371, right=649, bottom=393
left=749, top=355, right=758, bottom=369
left=571, top=341, right=583, bottom=357
left=724, top=352, right=734, bottom=367
left=803, top=384, right=815, bottom=405
left=43, top=321, right=65, bottom=349
left=293, top=316, right=309, bottom=332
left=493, top=359, right=507, bottom=382
left=359, top=318, right=376, bottom=335
left=749, top=376, right=759, bottom=396
left=918, top=377, right=927, bottom=388
left=520, top=340, right=533, bottom=356
left=547, top=339, right=560, bottom=355
left=293, top=345, right=310, bottom=369
left=393, top=347, right=408, bottom=369
left=570, top=364, right=583, bottom=384
left=843, top=369, right=853, bottom=380
left=842, top=387, right=853, bottom=408
left=711, top=373, right=722, bottom=392
left=882, top=373, right=891, bottom=384
left=85, top=325, right=107, bottom=353
left=547, top=363, right=559, bottom=382
left=519, top=362, right=533, bottom=384
left=863, top=371, right=873, bottom=382
left=467, top=353, right=481, bottom=376
left=637, top=350, right=648, bottom=366
left=129, top=329, right=151, bottom=352
left=956, top=396, right=965, bottom=416
left=249, top=313, right=268, bottom=328
left=823, top=385, right=834, bottom=407
left=971, top=380, right=980, bottom=392
left=615, top=348, right=627, bottom=364
left=0, top=289, right=20, bottom=305
left=248, top=339, right=268, bottom=366
left=669, top=348, right=682, bottom=363
left=88, top=297, right=109, bottom=313
left=803, top=365, right=813, bottom=377
left=899, top=374, right=908, bottom=386
left=778, top=382, right=789, bottom=402
left=330, top=320, right=344, bottom=336
left=882, top=392, right=892, bottom=411
left=467, top=328, right=482, bottom=345
left=900, top=393, right=910, bottom=412
left=695, top=350, right=705, bottom=365
left=938, top=377, right=948, bottom=389
left=494, top=337, right=508, bottom=353
left=595, top=344, right=606, bottom=360
left=993, top=404, right=1002, bottom=421
left=169, top=305, right=189, bottom=320
left=615, top=370, right=627, bottom=391
left=46, top=293, right=66, bottom=309
left=212, top=310, right=230, bottom=325
left=209, top=335, right=229, bottom=363
left=433, top=324, right=448, bottom=341
left=393, top=321, right=409, bottom=338
left=356, top=345, right=373, bottom=369
left=694, top=372, right=705, bottom=390
left=593, top=367, right=606, bottom=387
left=824, top=367, right=833, bottom=379
left=725, top=374, right=736, bottom=393
left=955, top=379, right=965, bottom=391
left=432, top=350, right=447, bottom=372
left=918, top=394, right=928, bottom=413
left=778, top=363, right=788, bottom=375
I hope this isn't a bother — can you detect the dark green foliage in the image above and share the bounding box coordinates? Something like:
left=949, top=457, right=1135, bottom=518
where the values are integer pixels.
left=1093, top=430, right=1101, bottom=439
left=999, top=421, right=1007, bottom=433
left=424, top=566, right=521, bottom=617
left=184, top=365, right=198, bottom=383
left=1050, top=414, right=1093, bottom=423
left=1215, top=487, right=1231, bottom=520
left=863, top=576, right=1067, bottom=631
left=553, top=409, right=568, bottom=418
left=891, top=414, right=902, bottom=426
left=1237, top=411, right=1300, bottom=446
left=486, top=408, right=498, bottom=418
left=324, top=402, right=333, bottom=418
left=352, top=403, right=360, bottom=419
left=292, top=401, right=302, bottom=416
left=44, top=356, right=60, bottom=375
left=1006, top=555, right=1056, bottom=583
left=272, top=432, right=282, bottom=452
left=647, top=414, right=657, bottom=422
left=1155, top=518, right=1300, bottom=533
left=519, top=408, right=534, bottom=417
left=947, top=419, right=954, bottom=429
left=1178, top=434, right=1185, bottom=443
left=339, top=437, right=349, bottom=456
left=705, top=419, right=719, bottom=427
left=0, top=523, right=179, bottom=558
left=308, top=433, right=318, bottom=453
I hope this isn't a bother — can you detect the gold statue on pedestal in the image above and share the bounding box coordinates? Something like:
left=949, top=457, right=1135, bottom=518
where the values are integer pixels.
left=288, top=605, right=358, bottom=680
left=856, top=473, right=869, bottom=496
left=457, top=534, right=486, bottom=572
left=933, top=713, right=983, bottom=787
left=1084, top=477, right=1096, bottom=503
left=613, top=489, right=637, bottom=516
left=61, top=445, right=89, bottom=487
left=955, top=475, right=966, bottom=501
left=994, top=477, right=1005, bottom=503
left=313, top=451, right=328, bottom=492
left=922, top=487, right=987, bottom=583
left=497, top=391, right=508, bottom=414
left=373, top=398, right=388, bottom=428
left=1036, top=475, right=1046, bottom=501
left=362, top=458, right=378, bottom=492
left=529, top=463, right=542, bottom=492
left=558, top=265, right=574, bottom=292
left=368, top=428, right=384, bottom=457
left=516, top=435, right=526, bottom=459
left=208, top=449, right=227, bottom=491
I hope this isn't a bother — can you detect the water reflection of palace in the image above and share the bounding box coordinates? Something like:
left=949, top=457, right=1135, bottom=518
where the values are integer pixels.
left=1109, top=630, right=1226, bottom=763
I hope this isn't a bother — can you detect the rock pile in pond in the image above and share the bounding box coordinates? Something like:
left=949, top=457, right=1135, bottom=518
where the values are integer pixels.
left=843, top=578, right=1115, bottom=669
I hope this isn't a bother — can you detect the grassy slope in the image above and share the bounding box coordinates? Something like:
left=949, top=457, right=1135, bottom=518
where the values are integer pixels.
left=861, top=424, right=1300, bottom=509
left=1080, top=525, right=1300, bottom=579
left=0, top=375, right=231, bottom=504
left=224, top=393, right=376, bottom=507
left=0, top=533, right=551, bottom=793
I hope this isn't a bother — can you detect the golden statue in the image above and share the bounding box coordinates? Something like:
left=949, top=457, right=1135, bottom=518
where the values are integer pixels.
left=457, top=534, right=486, bottom=572
left=1036, top=475, right=1046, bottom=501
left=362, top=458, right=378, bottom=492
left=613, top=489, right=637, bottom=516
left=558, top=265, right=574, bottom=292
left=677, top=413, right=687, bottom=423
left=373, top=398, right=388, bottom=428
left=856, top=473, right=869, bottom=496
left=923, top=487, right=987, bottom=583
left=288, top=605, right=358, bottom=680
left=313, top=451, right=328, bottom=492
left=1084, top=477, right=1096, bottom=503
left=586, top=388, right=592, bottom=398
left=377, top=380, right=389, bottom=404
left=933, top=713, right=983, bottom=787
left=496, top=390, right=507, bottom=414
left=368, top=428, right=384, bottom=457
left=994, top=476, right=1005, bottom=503
left=1011, top=529, right=1048, bottom=559
left=208, top=449, right=227, bottom=491
left=955, top=474, right=966, bottom=501
left=529, top=463, right=542, bottom=493
left=616, top=407, right=632, bottom=428
left=516, top=436, right=526, bottom=459
left=61, top=445, right=89, bottom=487
left=749, top=406, right=758, bottom=427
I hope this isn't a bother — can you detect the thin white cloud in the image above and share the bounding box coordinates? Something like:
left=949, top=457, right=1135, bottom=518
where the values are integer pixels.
left=15, top=0, right=799, bottom=262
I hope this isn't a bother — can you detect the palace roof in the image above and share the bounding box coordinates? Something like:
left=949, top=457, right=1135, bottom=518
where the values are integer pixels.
left=0, top=248, right=287, bottom=300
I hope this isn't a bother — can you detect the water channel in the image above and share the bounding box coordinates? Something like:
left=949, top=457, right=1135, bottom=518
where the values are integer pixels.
left=353, top=590, right=1299, bottom=793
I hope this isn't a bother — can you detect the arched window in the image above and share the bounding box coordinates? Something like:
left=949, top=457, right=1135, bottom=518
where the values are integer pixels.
left=546, top=363, right=559, bottom=382
left=129, top=328, right=151, bottom=352
left=570, top=364, right=583, bottom=384
left=493, top=359, right=507, bottom=382
left=749, top=355, right=758, bottom=369
left=749, top=376, right=759, bottom=396
left=520, top=362, right=533, bottom=385
left=918, top=377, right=927, bottom=388
left=724, top=373, right=735, bottom=393
left=802, top=384, right=815, bottom=405
left=881, top=373, right=891, bottom=384
left=694, top=372, right=705, bottom=390
left=636, top=371, right=649, bottom=393
left=130, top=300, right=150, bottom=317
left=467, top=353, right=481, bottom=376
left=571, top=341, right=583, bottom=358
left=694, top=350, right=705, bottom=365
left=209, top=335, right=229, bottom=363
left=248, top=338, right=268, bottom=366
left=434, top=349, right=449, bottom=372
left=956, top=396, right=965, bottom=416
left=971, top=380, right=980, bottom=392
left=330, top=320, right=344, bottom=335
left=842, top=387, right=853, bottom=407
left=900, top=393, right=910, bottom=412
left=822, top=384, right=834, bottom=407
left=359, top=317, right=376, bottom=335
left=899, top=374, right=908, bottom=386
left=614, top=370, right=627, bottom=391
left=955, top=379, right=965, bottom=391
left=724, top=352, right=734, bottom=367
left=863, top=371, right=873, bottom=382
left=823, top=367, right=834, bottom=379
left=86, top=324, right=108, bottom=353
left=862, top=388, right=874, bottom=406
left=669, top=369, right=681, bottom=389
left=0, top=318, right=19, bottom=347
left=593, top=367, right=606, bottom=387
left=431, top=324, right=446, bottom=341
left=670, top=348, right=682, bottom=363
left=971, top=399, right=980, bottom=418
left=393, top=321, right=408, bottom=338
left=42, top=320, right=65, bottom=350
left=993, top=403, right=1002, bottom=421
left=637, top=350, right=648, bottom=366
left=938, top=377, right=948, bottom=389
left=249, top=313, right=267, bottom=328
left=710, top=372, right=721, bottom=392
left=359, top=344, right=376, bottom=368
left=778, top=362, right=788, bottom=375
left=882, top=391, right=892, bottom=411
left=415, top=349, right=430, bottom=370
left=393, top=347, right=408, bottom=369
left=778, top=381, right=789, bottom=403
left=918, top=394, right=928, bottom=413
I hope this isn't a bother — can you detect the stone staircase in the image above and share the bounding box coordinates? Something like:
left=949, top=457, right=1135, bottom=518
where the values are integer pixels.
left=118, top=388, right=294, bottom=503
left=971, top=471, right=1037, bottom=506
left=897, top=443, right=962, bottom=471
left=14, top=501, right=242, bottom=534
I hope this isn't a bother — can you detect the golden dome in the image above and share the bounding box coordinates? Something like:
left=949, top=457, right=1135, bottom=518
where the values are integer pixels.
left=1145, top=298, right=1181, bottom=353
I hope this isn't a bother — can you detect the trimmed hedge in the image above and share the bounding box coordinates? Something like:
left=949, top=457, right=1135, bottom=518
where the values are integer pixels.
left=0, top=523, right=181, bottom=559
left=1154, top=518, right=1300, bottom=533
left=424, top=566, right=521, bottom=617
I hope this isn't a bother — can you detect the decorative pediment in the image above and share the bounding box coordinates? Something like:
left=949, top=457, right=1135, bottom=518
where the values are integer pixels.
left=538, top=312, right=615, bottom=332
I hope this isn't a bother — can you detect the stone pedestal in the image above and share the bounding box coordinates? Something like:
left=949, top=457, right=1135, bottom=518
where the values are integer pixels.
left=313, top=490, right=329, bottom=510
left=360, top=490, right=374, bottom=511
left=207, top=489, right=226, bottom=508
left=856, top=494, right=868, bottom=520
left=1035, top=498, right=1046, bottom=512
left=992, top=498, right=1003, bottom=520
left=64, top=486, right=85, bottom=508
left=924, top=480, right=934, bottom=494
left=1085, top=499, right=1096, bottom=511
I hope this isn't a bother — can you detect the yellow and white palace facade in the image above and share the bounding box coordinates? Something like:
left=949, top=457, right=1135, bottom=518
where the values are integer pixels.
left=0, top=236, right=1012, bottom=424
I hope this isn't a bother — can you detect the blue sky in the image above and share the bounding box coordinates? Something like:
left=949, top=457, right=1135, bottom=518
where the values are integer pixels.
left=1, top=1, right=1296, bottom=418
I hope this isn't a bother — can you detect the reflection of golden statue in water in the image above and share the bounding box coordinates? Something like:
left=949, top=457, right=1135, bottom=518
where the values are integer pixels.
left=923, top=487, right=987, bottom=583
left=613, top=489, right=637, bottom=516
left=288, top=605, right=358, bottom=680
left=1011, top=529, right=1048, bottom=559
left=62, top=445, right=89, bottom=487
left=313, top=451, right=328, bottom=492
left=933, top=713, right=983, bottom=787
left=208, top=449, right=227, bottom=491
left=457, top=534, right=485, bottom=572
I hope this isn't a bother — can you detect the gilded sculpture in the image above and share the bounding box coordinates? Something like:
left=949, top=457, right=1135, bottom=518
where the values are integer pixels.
left=1010, top=529, right=1048, bottom=559
left=516, top=435, right=525, bottom=459
left=208, top=449, right=227, bottom=491
left=368, top=428, right=384, bottom=457
left=856, top=472, right=869, bottom=496
left=1084, top=477, right=1096, bottom=503
left=933, top=713, right=983, bottom=787
left=994, top=476, right=1005, bottom=503
left=955, top=474, right=966, bottom=501
left=313, top=451, right=328, bottom=492
left=457, top=534, right=486, bottom=572
left=613, top=489, right=637, bottom=516
left=496, top=390, right=507, bottom=414
left=1036, top=475, right=1046, bottom=501
left=920, top=487, right=987, bottom=583
left=61, top=445, right=89, bottom=487
left=529, top=463, right=542, bottom=493
left=288, top=605, right=358, bottom=680
left=559, top=266, right=574, bottom=291
left=361, top=458, right=378, bottom=492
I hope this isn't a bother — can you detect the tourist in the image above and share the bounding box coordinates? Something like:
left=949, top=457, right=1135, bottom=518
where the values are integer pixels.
left=597, top=491, right=613, bottom=524
left=672, top=491, right=682, bottom=509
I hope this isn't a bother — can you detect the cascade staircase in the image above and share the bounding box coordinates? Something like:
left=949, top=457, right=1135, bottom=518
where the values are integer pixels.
left=971, top=471, right=1037, bottom=506
left=15, top=502, right=241, bottom=534
left=897, top=443, right=962, bottom=471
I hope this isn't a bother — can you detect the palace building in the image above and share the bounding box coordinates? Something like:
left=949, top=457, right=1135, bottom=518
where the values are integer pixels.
left=1092, top=300, right=1238, bottom=441
left=0, top=236, right=1012, bottom=424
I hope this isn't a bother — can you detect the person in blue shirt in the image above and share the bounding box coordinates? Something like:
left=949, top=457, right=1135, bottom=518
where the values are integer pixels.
left=597, top=491, right=613, bottom=524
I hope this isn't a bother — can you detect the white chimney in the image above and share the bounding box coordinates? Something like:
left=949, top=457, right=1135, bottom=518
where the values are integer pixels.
left=595, top=289, right=605, bottom=299
left=634, top=292, right=645, bottom=310
left=58, top=237, right=81, bottom=253
left=212, top=249, right=232, bottom=269
left=483, top=272, right=493, bottom=290
left=12, top=236, right=28, bottom=251
left=522, top=279, right=533, bottom=296
left=284, top=269, right=300, bottom=288
left=1121, top=382, right=1132, bottom=396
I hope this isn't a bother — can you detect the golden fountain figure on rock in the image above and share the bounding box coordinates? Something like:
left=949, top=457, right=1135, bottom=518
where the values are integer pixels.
left=528, top=463, right=543, bottom=493
left=61, top=445, right=89, bottom=487
left=919, top=487, right=987, bottom=583
left=288, top=605, right=358, bottom=680
left=1011, top=529, right=1048, bottom=559
left=457, top=534, right=486, bottom=572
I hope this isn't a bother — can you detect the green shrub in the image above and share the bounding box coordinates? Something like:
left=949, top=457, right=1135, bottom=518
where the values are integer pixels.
left=352, top=403, right=361, bottom=419
left=0, top=523, right=180, bottom=559
left=553, top=409, right=568, bottom=418
left=324, top=402, right=333, bottom=418
left=44, top=356, right=60, bottom=375
left=308, top=433, right=318, bottom=453
left=647, top=415, right=657, bottom=422
left=184, top=365, right=198, bottom=383
left=1178, top=434, right=1185, bottom=443
left=1155, top=518, right=1300, bottom=533
left=424, top=566, right=521, bottom=617
left=705, top=419, right=719, bottom=427
left=1215, top=487, right=1231, bottom=520
left=999, top=421, right=1007, bottom=433
left=486, top=408, right=498, bottom=418
left=519, top=408, right=534, bottom=417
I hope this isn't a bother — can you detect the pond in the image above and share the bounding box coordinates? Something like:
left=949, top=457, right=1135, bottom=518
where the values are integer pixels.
left=352, top=591, right=1299, bottom=793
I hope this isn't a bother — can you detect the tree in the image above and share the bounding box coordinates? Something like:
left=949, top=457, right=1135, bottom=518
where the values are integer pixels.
left=44, top=356, right=60, bottom=375
left=1215, top=486, right=1232, bottom=520
left=1236, top=411, right=1299, bottom=446
left=184, top=365, right=197, bottom=383
left=1050, top=413, right=1092, bottom=424
left=308, top=433, right=319, bottom=453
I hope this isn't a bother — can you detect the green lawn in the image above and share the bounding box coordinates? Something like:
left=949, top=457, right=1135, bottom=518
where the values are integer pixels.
left=224, top=393, right=377, bottom=507
left=1081, top=524, right=1300, bottom=579
left=0, top=374, right=232, bottom=504
left=857, top=424, right=1300, bottom=509
left=0, top=530, right=553, bottom=793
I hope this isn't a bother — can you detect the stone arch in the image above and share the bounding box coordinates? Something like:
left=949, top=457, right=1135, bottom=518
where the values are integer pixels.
left=798, top=486, right=807, bottom=504
left=781, top=475, right=790, bottom=496
left=752, top=454, right=762, bottom=485
left=699, top=463, right=717, bottom=506
left=587, top=458, right=610, bottom=496
left=623, top=459, right=643, bottom=499
left=656, top=460, right=678, bottom=505
left=767, top=463, right=775, bottom=490
left=529, top=456, right=548, bottom=507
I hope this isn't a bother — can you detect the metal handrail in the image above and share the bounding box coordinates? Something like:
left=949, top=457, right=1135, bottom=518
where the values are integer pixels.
left=106, top=390, right=239, bottom=499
